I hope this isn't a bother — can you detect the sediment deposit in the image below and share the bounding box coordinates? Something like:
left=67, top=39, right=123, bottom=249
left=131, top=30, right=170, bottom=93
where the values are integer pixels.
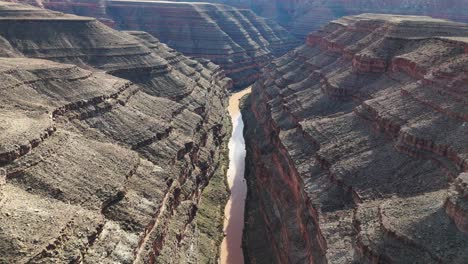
left=0, top=1, right=232, bottom=263
left=242, top=14, right=468, bottom=264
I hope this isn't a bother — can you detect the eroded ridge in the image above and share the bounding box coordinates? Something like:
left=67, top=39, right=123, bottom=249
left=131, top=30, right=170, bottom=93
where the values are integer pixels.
left=0, top=1, right=231, bottom=263
left=6, top=0, right=301, bottom=89
left=242, top=14, right=468, bottom=264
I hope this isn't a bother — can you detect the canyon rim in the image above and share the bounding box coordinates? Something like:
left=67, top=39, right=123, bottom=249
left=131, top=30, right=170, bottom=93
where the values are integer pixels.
left=0, top=1, right=467, bottom=264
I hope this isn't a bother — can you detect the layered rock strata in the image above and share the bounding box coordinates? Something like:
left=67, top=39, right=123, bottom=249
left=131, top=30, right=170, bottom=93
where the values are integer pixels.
left=4, top=0, right=116, bottom=25
left=11, top=0, right=468, bottom=40
left=107, top=0, right=300, bottom=88
left=0, top=1, right=231, bottom=263
left=242, top=14, right=468, bottom=264
left=288, top=0, right=468, bottom=39
left=172, top=0, right=468, bottom=39
left=10, top=0, right=300, bottom=89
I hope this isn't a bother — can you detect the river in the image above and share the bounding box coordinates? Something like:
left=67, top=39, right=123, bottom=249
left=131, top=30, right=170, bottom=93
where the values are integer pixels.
left=220, top=87, right=251, bottom=264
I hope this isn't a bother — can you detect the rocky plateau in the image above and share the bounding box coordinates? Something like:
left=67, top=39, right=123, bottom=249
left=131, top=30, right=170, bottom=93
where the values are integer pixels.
left=0, top=1, right=232, bottom=263
left=242, top=14, right=468, bottom=264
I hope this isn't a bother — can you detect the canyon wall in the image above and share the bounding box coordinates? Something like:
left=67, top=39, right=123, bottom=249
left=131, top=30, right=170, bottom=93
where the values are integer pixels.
left=170, top=0, right=468, bottom=39
left=10, top=0, right=300, bottom=89
left=0, top=1, right=232, bottom=263
left=12, top=0, right=468, bottom=40
left=106, top=0, right=300, bottom=89
left=242, top=14, right=468, bottom=263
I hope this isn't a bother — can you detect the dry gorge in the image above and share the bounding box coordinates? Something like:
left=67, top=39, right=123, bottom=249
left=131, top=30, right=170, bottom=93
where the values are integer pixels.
left=0, top=1, right=467, bottom=264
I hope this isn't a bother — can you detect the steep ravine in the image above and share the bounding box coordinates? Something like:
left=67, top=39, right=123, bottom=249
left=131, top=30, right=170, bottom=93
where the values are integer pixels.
left=242, top=14, right=468, bottom=264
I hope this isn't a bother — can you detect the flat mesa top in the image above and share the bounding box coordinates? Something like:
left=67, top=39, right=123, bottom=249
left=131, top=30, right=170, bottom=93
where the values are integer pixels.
left=0, top=57, right=76, bottom=70
left=328, top=13, right=468, bottom=39
left=336, top=13, right=468, bottom=27
left=0, top=1, right=94, bottom=20
left=356, top=13, right=458, bottom=23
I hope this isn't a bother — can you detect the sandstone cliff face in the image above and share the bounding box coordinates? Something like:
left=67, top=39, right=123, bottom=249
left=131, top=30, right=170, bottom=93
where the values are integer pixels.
left=11, top=0, right=300, bottom=89
left=242, top=14, right=468, bottom=264
left=0, top=1, right=231, bottom=263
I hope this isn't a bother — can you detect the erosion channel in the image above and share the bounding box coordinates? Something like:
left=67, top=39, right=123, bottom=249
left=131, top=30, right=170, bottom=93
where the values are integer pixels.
left=220, top=87, right=251, bottom=264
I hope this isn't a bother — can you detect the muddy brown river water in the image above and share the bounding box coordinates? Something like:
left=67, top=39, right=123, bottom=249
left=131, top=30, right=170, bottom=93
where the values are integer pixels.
left=220, top=87, right=251, bottom=264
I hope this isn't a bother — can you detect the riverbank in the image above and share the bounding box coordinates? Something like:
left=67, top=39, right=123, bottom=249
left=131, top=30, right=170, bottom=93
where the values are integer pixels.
left=193, top=97, right=232, bottom=263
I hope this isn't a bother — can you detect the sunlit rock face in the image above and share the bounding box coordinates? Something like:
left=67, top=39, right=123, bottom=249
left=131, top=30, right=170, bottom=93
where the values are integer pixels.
left=9, top=0, right=300, bottom=89
left=242, top=14, right=468, bottom=264
left=0, top=1, right=232, bottom=263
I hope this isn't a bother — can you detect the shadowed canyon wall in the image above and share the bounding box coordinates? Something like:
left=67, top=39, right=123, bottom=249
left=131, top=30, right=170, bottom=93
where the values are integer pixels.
left=242, top=14, right=468, bottom=264
left=10, top=0, right=300, bottom=89
left=0, top=1, right=233, bottom=263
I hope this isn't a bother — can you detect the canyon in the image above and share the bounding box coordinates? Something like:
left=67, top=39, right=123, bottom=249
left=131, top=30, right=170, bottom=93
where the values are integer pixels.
left=0, top=0, right=467, bottom=264
left=0, top=1, right=232, bottom=263
left=9, top=0, right=300, bottom=89
left=242, top=13, right=468, bottom=263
